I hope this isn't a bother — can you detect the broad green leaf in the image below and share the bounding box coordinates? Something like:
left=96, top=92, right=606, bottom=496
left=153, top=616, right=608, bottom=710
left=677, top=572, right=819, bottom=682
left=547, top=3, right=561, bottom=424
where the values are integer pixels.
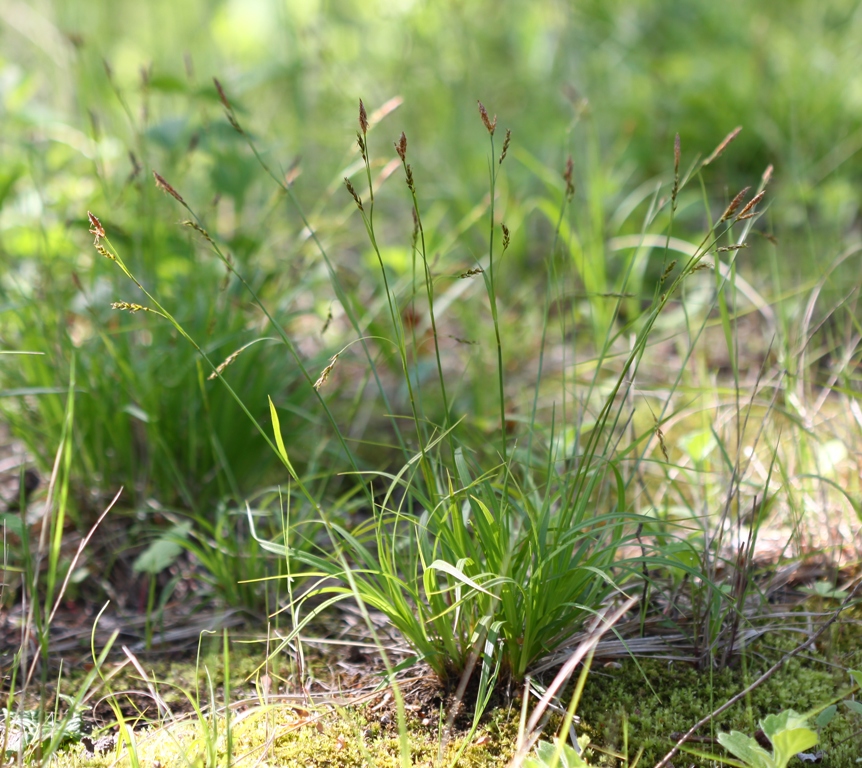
left=525, top=737, right=591, bottom=768
left=844, top=700, right=862, bottom=716
left=717, top=731, right=774, bottom=768
left=664, top=541, right=700, bottom=569
left=132, top=522, right=191, bottom=574
left=769, top=725, right=818, bottom=766
left=0, top=513, right=24, bottom=537
left=815, top=705, right=837, bottom=729
left=761, top=709, right=810, bottom=740
left=758, top=711, right=818, bottom=768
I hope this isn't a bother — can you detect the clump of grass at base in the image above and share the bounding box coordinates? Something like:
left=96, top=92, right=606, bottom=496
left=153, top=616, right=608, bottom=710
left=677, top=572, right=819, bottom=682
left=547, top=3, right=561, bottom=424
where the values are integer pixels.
left=271, top=108, right=776, bottom=694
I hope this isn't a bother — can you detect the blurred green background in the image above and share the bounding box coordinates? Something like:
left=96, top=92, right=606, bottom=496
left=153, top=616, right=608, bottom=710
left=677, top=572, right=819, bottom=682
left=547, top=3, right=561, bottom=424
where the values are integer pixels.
left=1, top=0, right=860, bottom=512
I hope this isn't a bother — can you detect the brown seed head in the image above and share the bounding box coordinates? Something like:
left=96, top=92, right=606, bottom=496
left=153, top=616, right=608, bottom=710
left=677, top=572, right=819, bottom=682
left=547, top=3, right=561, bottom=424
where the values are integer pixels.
left=88, top=211, right=105, bottom=244
left=735, top=190, right=765, bottom=220
left=153, top=171, right=186, bottom=205
left=655, top=424, right=669, bottom=462
left=411, top=207, right=419, bottom=247
left=359, top=99, right=368, bottom=135
left=314, top=354, right=339, bottom=391
left=661, top=260, right=677, bottom=283
left=356, top=132, right=367, bottom=162
left=703, top=126, right=742, bottom=166
left=719, top=186, right=751, bottom=222
left=405, top=164, right=415, bottom=193
left=395, top=131, right=407, bottom=161
left=499, top=129, right=511, bottom=165
left=761, top=164, right=774, bottom=187
left=563, top=155, right=575, bottom=199
left=673, top=133, right=681, bottom=175
left=477, top=101, right=496, bottom=135
left=501, top=223, right=510, bottom=250
left=321, top=306, right=333, bottom=336
left=208, top=346, right=245, bottom=380
left=344, top=178, right=363, bottom=211
left=213, top=77, right=231, bottom=110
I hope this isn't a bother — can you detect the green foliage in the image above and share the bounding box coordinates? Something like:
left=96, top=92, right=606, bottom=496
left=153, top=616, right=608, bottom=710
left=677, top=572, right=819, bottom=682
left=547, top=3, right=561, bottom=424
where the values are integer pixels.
left=523, top=736, right=593, bottom=768
left=1, top=696, right=87, bottom=758
left=3, top=6, right=862, bottom=766
left=682, top=710, right=819, bottom=768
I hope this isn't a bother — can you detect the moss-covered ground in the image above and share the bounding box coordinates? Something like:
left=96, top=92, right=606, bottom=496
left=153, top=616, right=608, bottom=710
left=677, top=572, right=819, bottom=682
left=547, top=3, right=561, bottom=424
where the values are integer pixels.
left=19, top=604, right=857, bottom=767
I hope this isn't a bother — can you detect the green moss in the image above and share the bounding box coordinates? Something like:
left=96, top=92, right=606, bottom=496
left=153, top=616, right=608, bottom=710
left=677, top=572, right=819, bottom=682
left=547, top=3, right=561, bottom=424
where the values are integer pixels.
left=576, top=627, right=862, bottom=766
left=53, top=704, right=522, bottom=768
left=43, top=618, right=862, bottom=768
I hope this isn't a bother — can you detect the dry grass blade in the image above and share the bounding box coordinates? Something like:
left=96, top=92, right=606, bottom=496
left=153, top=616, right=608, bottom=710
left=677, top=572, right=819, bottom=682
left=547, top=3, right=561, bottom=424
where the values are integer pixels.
left=510, top=596, right=638, bottom=767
